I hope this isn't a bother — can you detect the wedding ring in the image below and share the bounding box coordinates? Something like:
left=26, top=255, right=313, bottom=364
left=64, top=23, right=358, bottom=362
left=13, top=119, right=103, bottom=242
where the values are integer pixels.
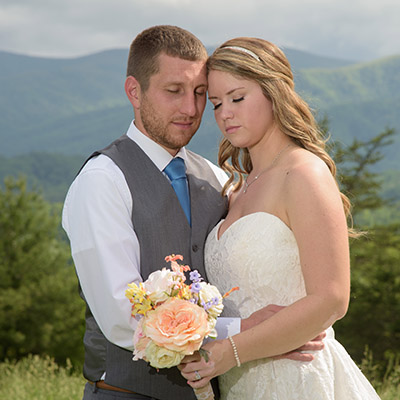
left=194, top=370, right=201, bottom=381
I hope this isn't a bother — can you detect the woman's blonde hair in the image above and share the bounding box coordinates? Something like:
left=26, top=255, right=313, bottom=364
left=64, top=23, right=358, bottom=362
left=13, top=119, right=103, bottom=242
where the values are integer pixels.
left=207, top=37, right=355, bottom=235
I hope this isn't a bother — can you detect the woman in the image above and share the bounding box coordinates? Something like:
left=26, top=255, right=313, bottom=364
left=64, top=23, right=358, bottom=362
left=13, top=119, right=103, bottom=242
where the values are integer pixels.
left=180, top=38, right=380, bottom=399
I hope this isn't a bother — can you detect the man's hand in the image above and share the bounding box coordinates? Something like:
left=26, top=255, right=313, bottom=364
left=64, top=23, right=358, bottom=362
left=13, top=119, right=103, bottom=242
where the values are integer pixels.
left=273, top=332, right=326, bottom=361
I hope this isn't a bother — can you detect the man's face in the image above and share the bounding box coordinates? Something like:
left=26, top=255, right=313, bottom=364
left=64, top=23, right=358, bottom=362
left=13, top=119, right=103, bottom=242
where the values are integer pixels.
left=135, top=53, right=208, bottom=155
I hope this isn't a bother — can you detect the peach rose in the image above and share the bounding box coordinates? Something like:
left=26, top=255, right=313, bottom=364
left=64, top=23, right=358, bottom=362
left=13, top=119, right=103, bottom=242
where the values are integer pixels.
left=143, top=297, right=210, bottom=355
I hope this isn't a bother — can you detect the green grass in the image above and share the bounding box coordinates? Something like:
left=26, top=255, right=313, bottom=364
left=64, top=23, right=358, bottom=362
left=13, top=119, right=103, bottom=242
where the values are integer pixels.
left=0, top=353, right=399, bottom=399
left=0, top=355, right=85, bottom=400
left=359, top=349, right=400, bottom=400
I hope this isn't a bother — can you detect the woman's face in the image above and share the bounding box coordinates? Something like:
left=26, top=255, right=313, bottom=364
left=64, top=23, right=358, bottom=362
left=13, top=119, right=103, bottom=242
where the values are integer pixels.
left=207, top=69, right=275, bottom=150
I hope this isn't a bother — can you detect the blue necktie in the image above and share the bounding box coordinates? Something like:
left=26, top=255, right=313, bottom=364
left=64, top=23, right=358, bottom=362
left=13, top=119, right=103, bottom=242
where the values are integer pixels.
left=164, top=157, right=191, bottom=226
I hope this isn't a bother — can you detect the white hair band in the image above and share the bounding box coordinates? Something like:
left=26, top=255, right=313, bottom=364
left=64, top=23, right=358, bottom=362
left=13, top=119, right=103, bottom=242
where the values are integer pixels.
left=220, top=46, right=261, bottom=61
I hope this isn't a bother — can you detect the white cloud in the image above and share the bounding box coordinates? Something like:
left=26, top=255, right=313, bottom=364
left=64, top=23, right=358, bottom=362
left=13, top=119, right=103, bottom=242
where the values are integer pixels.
left=0, top=0, right=399, bottom=60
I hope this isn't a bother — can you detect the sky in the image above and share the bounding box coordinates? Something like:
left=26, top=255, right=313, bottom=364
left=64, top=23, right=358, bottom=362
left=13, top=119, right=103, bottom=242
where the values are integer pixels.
left=1, top=0, right=399, bottom=62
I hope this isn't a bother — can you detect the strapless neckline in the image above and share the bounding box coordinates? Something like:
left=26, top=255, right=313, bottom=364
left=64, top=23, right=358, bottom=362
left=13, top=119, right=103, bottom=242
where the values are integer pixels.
left=216, top=211, right=292, bottom=242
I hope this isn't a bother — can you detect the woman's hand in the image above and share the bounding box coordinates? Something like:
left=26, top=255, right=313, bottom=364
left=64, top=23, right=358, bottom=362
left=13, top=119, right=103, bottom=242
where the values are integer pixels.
left=178, top=339, right=236, bottom=389
left=179, top=331, right=325, bottom=389
left=179, top=304, right=326, bottom=388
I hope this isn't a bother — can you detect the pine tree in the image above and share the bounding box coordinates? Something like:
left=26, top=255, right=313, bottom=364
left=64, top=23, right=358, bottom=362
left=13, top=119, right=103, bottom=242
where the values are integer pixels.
left=0, top=177, right=84, bottom=365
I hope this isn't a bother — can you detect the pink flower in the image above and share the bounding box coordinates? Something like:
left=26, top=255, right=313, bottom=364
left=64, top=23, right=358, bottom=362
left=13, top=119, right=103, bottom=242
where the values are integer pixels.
left=143, top=297, right=210, bottom=355
left=132, top=319, right=151, bottom=361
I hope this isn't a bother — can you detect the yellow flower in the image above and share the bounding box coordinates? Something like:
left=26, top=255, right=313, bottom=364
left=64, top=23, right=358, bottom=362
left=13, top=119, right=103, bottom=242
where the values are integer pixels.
left=126, top=282, right=153, bottom=316
left=177, top=285, right=191, bottom=300
left=125, top=282, right=147, bottom=302
left=133, top=298, right=153, bottom=316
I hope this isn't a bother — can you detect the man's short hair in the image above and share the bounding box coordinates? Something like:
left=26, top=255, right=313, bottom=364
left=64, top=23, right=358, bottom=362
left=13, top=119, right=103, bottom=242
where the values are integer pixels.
left=127, top=25, right=208, bottom=91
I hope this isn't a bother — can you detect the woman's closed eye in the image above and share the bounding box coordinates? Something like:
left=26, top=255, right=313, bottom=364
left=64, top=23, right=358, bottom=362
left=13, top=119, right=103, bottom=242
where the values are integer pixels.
left=212, top=97, right=245, bottom=111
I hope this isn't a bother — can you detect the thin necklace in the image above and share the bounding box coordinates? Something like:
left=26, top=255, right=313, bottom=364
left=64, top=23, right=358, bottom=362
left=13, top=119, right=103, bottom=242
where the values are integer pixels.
left=243, top=143, right=292, bottom=194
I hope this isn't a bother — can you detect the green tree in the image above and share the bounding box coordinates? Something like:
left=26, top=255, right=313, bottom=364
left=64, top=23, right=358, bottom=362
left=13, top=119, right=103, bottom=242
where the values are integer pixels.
left=329, top=127, right=396, bottom=220
left=337, top=225, right=400, bottom=363
left=0, top=177, right=84, bottom=365
left=325, top=126, right=400, bottom=367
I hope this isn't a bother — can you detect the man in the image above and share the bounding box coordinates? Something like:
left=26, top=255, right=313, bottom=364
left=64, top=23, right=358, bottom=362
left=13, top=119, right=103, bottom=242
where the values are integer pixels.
left=62, top=25, right=322, bottom=400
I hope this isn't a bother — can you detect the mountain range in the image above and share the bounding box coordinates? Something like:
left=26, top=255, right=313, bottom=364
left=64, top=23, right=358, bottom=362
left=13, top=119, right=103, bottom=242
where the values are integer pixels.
left=0, top=47, right=399, bottom=172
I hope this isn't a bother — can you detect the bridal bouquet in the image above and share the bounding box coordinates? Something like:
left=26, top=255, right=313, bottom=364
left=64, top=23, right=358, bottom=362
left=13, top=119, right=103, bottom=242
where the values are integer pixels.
left=125, top=254, right=238, bottom=400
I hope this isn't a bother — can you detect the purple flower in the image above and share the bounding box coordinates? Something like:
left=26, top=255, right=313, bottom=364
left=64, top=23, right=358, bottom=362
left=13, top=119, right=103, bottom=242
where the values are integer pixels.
left=200, top=297, right=220, bottom=312
left=190, top=270, right=203, bottom=283
left=211, top=297, right=219, bottom=306
left=190, top=282, right=202, bottom=293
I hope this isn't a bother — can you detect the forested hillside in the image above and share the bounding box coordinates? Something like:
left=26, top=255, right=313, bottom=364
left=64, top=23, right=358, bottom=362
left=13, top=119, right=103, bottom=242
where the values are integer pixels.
left=296, top=56, right=400, bottom=171
left=0, top=48, right=398, bottom=202
left=0, top=48, right=398, bottom=169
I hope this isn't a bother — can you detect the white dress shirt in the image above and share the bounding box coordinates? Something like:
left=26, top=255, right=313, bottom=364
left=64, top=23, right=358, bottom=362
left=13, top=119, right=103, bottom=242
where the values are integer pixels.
left=62, top=121, right=240, bottom=355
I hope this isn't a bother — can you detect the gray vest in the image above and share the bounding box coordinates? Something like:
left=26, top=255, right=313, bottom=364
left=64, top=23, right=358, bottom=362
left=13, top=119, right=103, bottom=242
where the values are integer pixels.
left=79, top=135, right=227, bottom=399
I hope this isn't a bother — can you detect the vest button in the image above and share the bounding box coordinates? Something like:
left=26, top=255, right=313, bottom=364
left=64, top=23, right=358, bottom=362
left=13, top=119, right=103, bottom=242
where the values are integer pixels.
left=192, top=244, right=199, bottom=252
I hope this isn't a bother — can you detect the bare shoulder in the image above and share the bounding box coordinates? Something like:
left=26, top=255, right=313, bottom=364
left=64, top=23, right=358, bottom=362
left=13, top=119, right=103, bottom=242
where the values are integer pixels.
left=282, top=147, right=343, bottom=214
left=279, top=148, right=349, bottom=246
left=284, top=148, right=336, bottom=191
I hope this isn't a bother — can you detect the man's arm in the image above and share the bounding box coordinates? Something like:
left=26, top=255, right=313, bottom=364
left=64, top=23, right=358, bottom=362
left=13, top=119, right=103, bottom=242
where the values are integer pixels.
left=62, top=156, right=140, bottom=350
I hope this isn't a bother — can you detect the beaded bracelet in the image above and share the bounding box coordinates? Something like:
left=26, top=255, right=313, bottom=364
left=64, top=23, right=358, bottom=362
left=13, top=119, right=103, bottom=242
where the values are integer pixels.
left=228, top=336, right=241, bottom=367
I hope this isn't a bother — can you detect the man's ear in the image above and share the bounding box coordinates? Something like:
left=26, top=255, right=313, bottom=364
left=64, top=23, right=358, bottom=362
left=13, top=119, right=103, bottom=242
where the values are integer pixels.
left=125, top=76, right=141, bottom=108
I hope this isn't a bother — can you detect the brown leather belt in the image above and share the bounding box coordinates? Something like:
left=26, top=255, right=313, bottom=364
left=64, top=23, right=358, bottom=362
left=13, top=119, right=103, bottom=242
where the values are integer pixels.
left=88, top=380, right=137, bottom=394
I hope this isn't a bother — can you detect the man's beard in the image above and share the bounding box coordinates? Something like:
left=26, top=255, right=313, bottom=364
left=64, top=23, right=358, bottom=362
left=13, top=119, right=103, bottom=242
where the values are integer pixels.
left=140, top=95, right=199, bottom=151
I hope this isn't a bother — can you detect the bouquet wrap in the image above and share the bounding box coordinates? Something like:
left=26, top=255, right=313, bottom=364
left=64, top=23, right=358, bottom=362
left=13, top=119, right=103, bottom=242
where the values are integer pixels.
left=194, top=384, right=215, bottom=400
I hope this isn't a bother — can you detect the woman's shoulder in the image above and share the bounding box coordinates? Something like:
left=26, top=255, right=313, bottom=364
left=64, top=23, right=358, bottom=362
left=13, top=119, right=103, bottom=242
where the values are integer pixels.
left=282, top=147, right=340, bottom=207
left=285, top=147, right=333, bottom=184
left=282, top=148, right=346, bottom=232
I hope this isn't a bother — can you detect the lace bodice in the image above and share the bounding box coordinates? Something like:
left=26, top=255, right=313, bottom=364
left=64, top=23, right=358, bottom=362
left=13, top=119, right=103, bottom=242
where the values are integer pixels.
left=205, top=212, right=306, bottom=318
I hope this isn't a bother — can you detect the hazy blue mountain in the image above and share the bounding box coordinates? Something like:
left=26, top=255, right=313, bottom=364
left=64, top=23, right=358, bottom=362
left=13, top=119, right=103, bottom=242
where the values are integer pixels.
left=283, top=48, right=356, bottom=70
left=0, top=48, right=398, bottom=171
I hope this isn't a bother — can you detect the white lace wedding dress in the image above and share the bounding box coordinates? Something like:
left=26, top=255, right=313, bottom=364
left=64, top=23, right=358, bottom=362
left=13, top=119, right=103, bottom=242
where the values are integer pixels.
left=205, top=212, right=380, bottom=400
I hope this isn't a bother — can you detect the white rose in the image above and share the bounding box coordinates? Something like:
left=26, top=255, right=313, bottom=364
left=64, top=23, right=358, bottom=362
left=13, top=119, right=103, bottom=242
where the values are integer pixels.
left=145, top=341, right=185, bottom=369
left=198, top=282, right=224, bottom=319
left=144, top=268, right=175, bottom=304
